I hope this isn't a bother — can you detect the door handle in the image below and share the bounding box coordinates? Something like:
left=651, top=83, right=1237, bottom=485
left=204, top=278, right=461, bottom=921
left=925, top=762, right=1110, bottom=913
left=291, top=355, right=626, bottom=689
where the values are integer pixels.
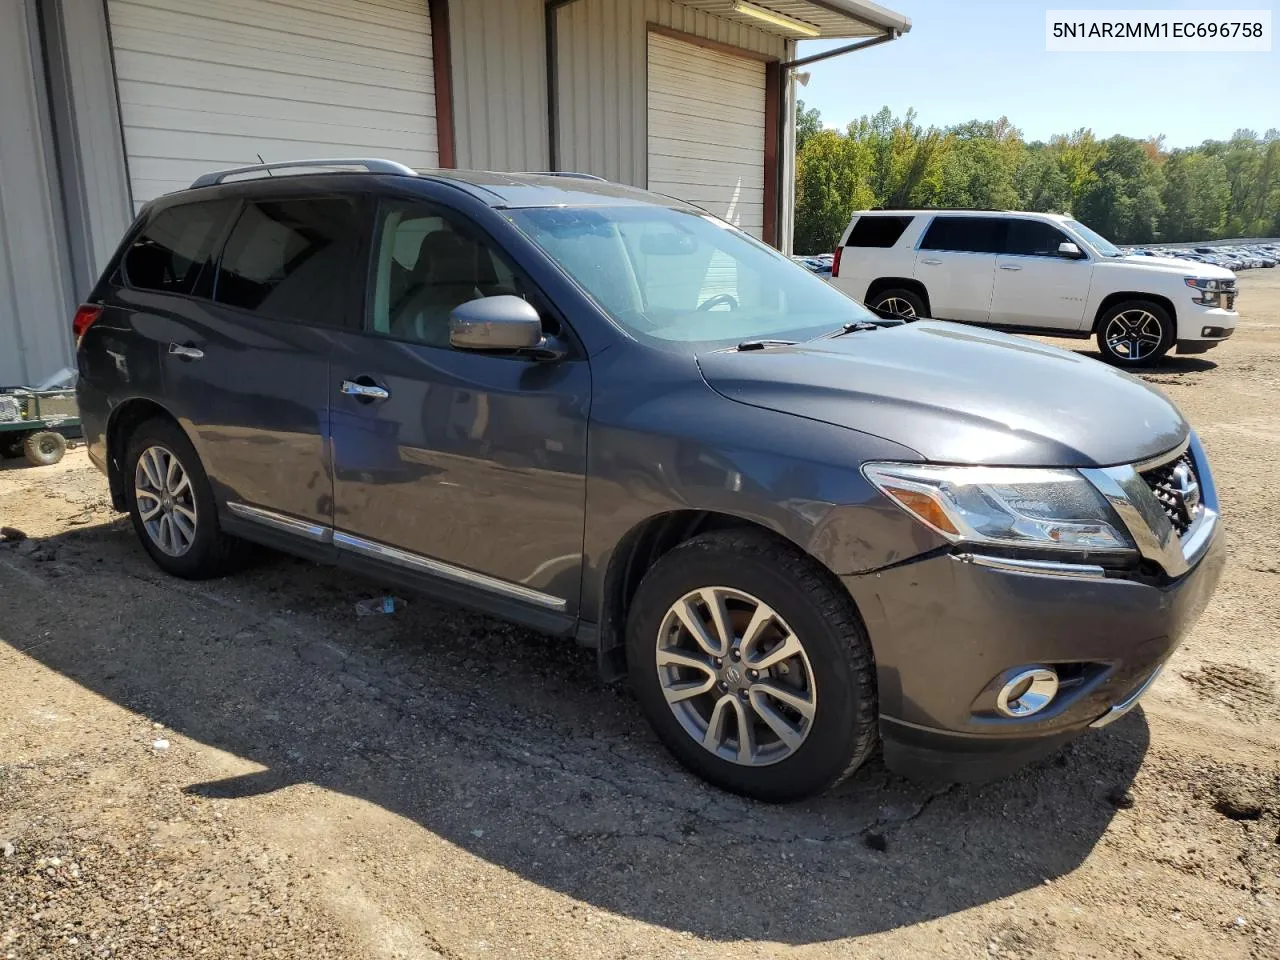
left=341, top=379, right=390, bottom=402
left=918, top=258, right=942, bottom=265
left=168, top=343, right=203, bottom=360
left=999, top=264, right=1023, bottom=271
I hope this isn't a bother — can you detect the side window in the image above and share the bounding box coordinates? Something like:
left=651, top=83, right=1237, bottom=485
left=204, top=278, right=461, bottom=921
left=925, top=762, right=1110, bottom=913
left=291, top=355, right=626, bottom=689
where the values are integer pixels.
left=122, top=201, right=234, bottom=295
left=213, top=197, right=358, bottom=325
left=919, top=216, right=1005, bottom=254
left=369, top=201, right=530, bottom=348
left=846, top=215, right=914, bottom=248
left=1004, top=219, right=1072, bottom=257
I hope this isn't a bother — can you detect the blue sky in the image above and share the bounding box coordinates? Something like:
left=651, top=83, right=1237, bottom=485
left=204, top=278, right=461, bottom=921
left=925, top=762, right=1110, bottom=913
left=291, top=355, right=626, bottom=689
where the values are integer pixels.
left=796, top=0, right=1278, bottom=147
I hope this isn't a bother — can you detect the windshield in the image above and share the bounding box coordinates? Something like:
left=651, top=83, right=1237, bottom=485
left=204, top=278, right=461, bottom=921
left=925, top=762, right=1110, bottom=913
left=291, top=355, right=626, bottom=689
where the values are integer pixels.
left=507, top=206, right=875, bottom=347
left=1065, top=220, right=1123, bottom=258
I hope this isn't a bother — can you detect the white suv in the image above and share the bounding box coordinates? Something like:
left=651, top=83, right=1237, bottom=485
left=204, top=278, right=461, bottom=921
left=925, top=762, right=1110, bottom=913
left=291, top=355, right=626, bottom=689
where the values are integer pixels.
left=831, top=210, right=1238, bottom=367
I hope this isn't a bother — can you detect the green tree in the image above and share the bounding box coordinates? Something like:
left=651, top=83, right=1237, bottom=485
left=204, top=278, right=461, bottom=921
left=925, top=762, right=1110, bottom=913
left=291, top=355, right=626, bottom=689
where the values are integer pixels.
left=1160, top=151, right=1229, bottom=240
left=795, top=99, right=822, bottom=153
left=1071, top=136, right=1165, bottom=243
left=794, top=129, right=875, bottom=253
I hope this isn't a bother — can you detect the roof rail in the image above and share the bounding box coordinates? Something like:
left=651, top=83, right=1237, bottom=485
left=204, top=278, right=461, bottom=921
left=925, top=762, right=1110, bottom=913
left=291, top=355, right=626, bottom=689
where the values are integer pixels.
left=191, top=158, right=417, bottom=189
left=518, top=171, right=608, bottom=182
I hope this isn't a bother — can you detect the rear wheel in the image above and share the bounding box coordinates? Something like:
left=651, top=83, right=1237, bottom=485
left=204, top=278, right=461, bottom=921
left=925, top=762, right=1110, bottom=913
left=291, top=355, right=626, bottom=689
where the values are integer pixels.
left=1095, top=300, right=1173, bottom=368
left=24, top=431, right=66, bottom=467
left=124, top=419, right=245, bottom=579
left=868, top=287, right=926, bottom=320
left=625, top=530, right=878, bottom=802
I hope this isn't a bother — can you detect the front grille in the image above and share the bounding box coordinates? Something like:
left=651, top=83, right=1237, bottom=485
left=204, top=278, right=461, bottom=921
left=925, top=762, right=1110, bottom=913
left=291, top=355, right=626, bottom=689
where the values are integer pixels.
left=1141, top=452, right=1202, bottom=537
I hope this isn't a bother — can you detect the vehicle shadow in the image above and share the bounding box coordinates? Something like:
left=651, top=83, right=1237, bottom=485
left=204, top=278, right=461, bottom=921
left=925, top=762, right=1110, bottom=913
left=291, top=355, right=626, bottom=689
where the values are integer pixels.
left=3, top=519, right=1150, bottom=944
left=1067, top=348, right=1219, bottom=374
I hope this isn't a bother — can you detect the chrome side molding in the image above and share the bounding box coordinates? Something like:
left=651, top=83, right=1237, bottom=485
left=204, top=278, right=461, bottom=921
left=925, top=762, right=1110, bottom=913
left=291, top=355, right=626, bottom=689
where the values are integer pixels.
left=226, top=501, right=332, bottom=542
left=1090, top=664, right=1165, bottom=728
left=955, top=554, right=1107, bottom=579
left=333, top=531, right=568, bottom=611
left=224, top=501, right=567, bottom=612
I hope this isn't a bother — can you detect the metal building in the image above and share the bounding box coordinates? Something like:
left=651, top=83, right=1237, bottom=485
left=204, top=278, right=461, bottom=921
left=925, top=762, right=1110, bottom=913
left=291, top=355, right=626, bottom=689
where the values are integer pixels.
left=0, top=0, right=909, bottom=385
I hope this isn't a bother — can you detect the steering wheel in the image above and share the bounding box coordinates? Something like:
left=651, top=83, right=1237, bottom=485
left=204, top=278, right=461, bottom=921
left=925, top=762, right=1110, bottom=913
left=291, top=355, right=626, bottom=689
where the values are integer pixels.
left=696, top=293, right=739, bottom=312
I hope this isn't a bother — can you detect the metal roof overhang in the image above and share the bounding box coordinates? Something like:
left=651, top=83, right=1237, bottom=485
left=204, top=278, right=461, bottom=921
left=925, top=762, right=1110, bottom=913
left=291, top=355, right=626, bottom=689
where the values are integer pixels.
left=673, top=0, right=911, bottom=40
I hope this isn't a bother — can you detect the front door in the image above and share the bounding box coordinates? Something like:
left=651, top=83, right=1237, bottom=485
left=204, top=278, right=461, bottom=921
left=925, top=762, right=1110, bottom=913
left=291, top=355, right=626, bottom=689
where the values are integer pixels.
left=156, top=195, right=361, bottom=531
left=328, top=198, right=590, bottom=618
left=989, top=218, right=1093, bottom=331
left=913, top=215, right=1004, bottom=323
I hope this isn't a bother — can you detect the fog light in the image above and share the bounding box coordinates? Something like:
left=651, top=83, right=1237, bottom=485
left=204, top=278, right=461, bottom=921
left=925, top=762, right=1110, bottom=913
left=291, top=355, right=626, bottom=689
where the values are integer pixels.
left=996, top=668, right=1059, bottom=718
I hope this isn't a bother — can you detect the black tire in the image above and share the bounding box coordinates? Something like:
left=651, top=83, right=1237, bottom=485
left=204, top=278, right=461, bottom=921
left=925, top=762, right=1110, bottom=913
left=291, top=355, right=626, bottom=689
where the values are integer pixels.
left=24, top=431, right=66, bottom=467
left=124, top=418, right=245, bottom=579
left=1095, top=300, right=1174, bottom=368
left=625, top=530, right=878, bottom=802
left=868, top=287, right=926, bottom=321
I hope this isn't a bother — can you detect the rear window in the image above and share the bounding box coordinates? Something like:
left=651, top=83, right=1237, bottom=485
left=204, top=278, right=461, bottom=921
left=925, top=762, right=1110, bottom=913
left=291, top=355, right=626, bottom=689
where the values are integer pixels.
left=846, top=215, right=913, bottom=248
left=121, top=201, right=234, bottom=295
left=212, top=198, right=359, bottom=326
left=919, top=216, right=1005, bottom=254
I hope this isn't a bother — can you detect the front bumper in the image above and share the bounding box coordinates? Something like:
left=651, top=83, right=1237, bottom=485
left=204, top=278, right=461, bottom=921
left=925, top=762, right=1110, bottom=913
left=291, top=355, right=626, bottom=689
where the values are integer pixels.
left=842, top=435, right=1226, bottom=783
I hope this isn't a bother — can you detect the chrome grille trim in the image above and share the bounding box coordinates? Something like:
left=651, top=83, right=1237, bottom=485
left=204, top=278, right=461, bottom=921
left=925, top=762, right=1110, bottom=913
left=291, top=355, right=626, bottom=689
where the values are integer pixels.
left=1080, top=432, right=1218, bottom=579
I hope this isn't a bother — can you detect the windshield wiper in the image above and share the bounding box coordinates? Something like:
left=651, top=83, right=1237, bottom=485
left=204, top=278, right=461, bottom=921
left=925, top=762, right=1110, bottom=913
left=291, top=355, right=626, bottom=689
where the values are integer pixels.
left=736, top=339, right=798, bottom=351
left=820, top=320, right=888, bottom=340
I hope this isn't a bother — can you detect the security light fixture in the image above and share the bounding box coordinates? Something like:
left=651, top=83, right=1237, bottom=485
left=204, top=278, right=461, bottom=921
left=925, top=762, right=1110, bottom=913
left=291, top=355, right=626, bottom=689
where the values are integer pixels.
left=732, top=1, right=822, bottom=37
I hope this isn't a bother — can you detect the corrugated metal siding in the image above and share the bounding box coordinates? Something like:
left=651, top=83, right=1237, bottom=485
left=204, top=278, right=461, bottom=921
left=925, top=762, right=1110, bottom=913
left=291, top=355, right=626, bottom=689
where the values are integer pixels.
left=556, top=0, right=785, bottom=186
left=107, top=0, right=439, bottom=207
left=647, top=31, right=765, bottom=236
left=0, top=0, right=75, bottom=385
left=449, top=0, right=548, bottom=170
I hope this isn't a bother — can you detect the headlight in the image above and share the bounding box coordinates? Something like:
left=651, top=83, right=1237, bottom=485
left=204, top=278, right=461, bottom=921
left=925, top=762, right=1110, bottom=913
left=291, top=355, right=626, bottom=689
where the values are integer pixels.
left=863, top=463, right=1134, bottom=553
left=1184, top=277, right=1221, bottom=291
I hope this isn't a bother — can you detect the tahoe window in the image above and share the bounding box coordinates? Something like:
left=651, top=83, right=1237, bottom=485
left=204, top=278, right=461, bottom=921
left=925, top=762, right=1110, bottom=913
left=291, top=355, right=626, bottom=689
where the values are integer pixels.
left=1004, top=219, right=1073, bottom=257
left=121, top=201, right=235, bottom=295
left=919, top=216, right=1006, bottom=254
left=369, top=201, right=532, bottom=349
left=846, top=215, right=914, bottom=248
left=213, top=198, right=358, bottom=325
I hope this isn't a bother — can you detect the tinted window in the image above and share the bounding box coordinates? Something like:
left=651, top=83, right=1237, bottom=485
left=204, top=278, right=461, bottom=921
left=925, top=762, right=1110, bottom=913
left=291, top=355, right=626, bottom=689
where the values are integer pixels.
left=122, top=201, right=233, bottom=294
left=213, top=198, right=358, bottom=324
left=1004, top=219, right=1071, bottom=257
left=919, top=216, right=1005, bottom=254
left=846, top=215, right=913, bottom=248
left=369, top=201, right=531, bottom=348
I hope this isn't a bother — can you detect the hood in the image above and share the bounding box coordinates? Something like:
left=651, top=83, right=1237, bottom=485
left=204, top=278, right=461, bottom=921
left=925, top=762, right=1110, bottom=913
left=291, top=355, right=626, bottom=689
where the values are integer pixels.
left=696, top=321, right=1188, bottom=467
left=1114, top=254, right=1236, bottom=279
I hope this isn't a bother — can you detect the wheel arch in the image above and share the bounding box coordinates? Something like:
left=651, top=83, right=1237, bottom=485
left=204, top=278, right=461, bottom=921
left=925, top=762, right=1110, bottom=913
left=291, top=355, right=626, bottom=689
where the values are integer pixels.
left=593, top=509, right=853, bottom=683
left=863, top=277, right=930, bottom=316
left=1091, top=291, right=1178, bottom=333
left=104, top=398, right=186, bottom=510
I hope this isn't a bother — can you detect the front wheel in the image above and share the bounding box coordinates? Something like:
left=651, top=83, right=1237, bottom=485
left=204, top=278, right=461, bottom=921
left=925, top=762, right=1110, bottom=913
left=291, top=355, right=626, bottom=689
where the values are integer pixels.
left=1095, top=301, right=1173, bottom=368
left=625, top=530, right=878, bottom=802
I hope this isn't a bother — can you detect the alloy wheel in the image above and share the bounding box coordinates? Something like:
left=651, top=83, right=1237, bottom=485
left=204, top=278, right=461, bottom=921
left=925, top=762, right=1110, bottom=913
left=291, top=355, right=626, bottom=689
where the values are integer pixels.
left=134, top=445, right=198, bottom=557
left=878, top=296, right=917, bottom=318
left=1104, top=309, right=1164, bottom=361
left=655, top=586, right=817, bottom=766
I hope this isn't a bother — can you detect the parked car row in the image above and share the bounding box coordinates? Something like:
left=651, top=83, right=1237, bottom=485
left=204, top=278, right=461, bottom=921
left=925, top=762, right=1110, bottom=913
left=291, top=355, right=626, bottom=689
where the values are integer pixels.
left=1123, top=242, right=1279, bottom=271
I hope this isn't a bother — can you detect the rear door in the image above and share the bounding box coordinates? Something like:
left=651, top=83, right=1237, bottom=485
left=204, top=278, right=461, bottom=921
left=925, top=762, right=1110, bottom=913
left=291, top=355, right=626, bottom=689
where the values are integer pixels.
left=159, top=191, right=362, bottom=539
left=327, top=196, right=590, bottom=622
left=989, top=218, right=1092, bottom=331
left=913, top=216, right=1004, bottom=323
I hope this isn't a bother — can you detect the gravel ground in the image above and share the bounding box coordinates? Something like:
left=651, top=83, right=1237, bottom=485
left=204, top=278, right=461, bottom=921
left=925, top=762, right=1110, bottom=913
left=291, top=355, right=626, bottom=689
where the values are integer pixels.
left=2, top=273, right=1278, bottom=960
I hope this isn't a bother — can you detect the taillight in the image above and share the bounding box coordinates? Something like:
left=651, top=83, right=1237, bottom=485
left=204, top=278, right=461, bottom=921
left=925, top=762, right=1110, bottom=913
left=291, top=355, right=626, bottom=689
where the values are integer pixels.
left=73, top=304, right=103, bottom=343
left=832, top=246, right=843, bottom=278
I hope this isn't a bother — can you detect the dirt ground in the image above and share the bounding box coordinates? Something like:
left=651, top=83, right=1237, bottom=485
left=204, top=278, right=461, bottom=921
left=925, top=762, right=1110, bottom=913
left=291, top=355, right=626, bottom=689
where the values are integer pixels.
left=2, top=274, right=1278, bottom=960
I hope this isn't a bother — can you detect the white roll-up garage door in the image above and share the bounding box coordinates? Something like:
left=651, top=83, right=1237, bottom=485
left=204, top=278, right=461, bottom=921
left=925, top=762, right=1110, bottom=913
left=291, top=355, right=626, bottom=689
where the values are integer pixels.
left=108, top=0, right=438, bottom=208
left=646, top=31, right=766, bottom=238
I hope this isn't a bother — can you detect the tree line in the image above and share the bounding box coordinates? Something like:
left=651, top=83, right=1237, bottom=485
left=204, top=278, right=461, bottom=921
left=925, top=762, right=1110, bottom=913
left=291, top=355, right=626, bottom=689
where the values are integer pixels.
left=793, top=102, right=1280, bottom=255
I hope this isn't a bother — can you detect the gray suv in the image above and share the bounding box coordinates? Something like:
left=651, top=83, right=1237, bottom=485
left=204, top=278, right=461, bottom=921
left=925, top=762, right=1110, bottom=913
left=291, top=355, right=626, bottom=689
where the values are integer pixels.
left=75, top=160, right=1224, bottom=801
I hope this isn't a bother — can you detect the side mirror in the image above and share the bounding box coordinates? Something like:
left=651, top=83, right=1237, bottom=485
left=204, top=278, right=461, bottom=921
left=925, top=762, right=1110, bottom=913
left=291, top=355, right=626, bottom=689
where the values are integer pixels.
left=1058, top=241, right=1085, bottom=259
left=450, top=295, right=544, bottom=352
